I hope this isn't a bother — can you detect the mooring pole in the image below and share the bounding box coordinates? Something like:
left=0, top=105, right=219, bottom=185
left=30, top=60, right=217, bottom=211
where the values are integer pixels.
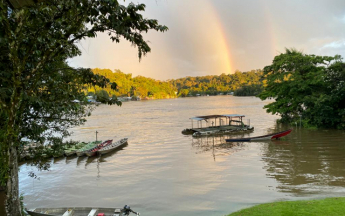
left=96, top=131, right=98, bottom=141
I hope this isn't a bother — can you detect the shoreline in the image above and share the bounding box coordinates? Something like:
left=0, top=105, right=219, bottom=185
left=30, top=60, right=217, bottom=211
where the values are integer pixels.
left=228, top=197, right=345, bottom=216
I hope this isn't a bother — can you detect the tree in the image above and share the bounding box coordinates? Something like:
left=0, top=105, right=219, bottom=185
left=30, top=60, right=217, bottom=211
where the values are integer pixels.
left=305, top=59, right=345, bottom=129
left=233, top=84, right=263, bottom=96
left=95, top=89, right=110, bottom=103
left=0, top=1, right=167, bottom=215
left=178, top=89, right=189, bottom=97
left=259, top=48, right=345, bottom=129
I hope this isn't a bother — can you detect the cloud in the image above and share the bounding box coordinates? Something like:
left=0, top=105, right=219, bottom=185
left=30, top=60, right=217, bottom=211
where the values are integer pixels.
left=322, top=40, right=345, bottom=49
left=68, top=0, right=345, bottom=80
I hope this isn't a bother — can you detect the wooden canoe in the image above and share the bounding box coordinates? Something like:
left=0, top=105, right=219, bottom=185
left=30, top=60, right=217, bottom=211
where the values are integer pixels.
left=85, top=140, right=113, bottom=157
left=97, top=138, right=128, bottom=155
left=225, top=129, right=292, bottom=142
left=75, top=141, right=101, bottom=157
left=26, top=207, right=128, bottom=216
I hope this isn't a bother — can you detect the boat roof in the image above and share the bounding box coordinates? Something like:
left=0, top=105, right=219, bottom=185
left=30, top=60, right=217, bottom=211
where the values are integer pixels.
left=190, top=114, right=245, bottom=121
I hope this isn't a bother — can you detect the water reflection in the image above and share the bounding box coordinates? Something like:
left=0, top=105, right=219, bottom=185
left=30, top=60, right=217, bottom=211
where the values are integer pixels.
left=96, top=158, right=101, bottom=179
left=76, top=156, right=87, bottom=167
left=261, top=128, right=345, bottom=196
left=98, top=143, right=128, bottom=162
left=85, top=156, right=97, bottom=168
left=270, top=140, right=291, bottom=146
left=65, top=155, right=78, bottom=164
left=53, top=157, right=65, bottom=164
left=191, top=135, right=248, bottom=160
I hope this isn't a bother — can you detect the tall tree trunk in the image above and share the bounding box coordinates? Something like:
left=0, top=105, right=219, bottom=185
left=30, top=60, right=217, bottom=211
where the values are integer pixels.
left=5, top=84, right=22, bottom=216
left=5, top=145, right=21, bottom=216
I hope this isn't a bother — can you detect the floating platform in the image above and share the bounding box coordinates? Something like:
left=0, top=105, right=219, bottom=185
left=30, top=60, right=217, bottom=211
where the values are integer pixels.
left=182, top=114, right=254, bottom=137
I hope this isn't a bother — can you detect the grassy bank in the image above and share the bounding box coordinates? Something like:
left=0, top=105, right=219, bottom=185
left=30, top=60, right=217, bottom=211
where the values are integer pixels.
left=228, top=197, right=345, bottom=216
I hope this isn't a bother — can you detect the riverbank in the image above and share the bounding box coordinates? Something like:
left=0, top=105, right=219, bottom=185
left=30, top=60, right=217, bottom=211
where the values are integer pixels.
left=228, top=197, right=345, bottom=216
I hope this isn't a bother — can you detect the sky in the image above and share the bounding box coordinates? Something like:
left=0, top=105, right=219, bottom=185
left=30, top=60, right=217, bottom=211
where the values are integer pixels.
left=68, top=0, right=345, bottom=80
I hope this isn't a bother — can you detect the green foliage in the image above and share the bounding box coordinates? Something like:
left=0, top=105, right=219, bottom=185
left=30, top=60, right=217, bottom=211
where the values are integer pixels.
left=228, top=197, right=345, bottom=216
left=234, top=84, right=263, bottom=96
left=95, top=89, right=110, bottom=103
left=90, top=69, right=177, bottom=99
left=20, top=194, right=25, bottom=216
left=259, top=49, right=345, bottom=129
left=169, top=70, right=263, bottom=96
left=178, top=89, right=190, bottom=97
left=88, top=69, right=264, bottom=99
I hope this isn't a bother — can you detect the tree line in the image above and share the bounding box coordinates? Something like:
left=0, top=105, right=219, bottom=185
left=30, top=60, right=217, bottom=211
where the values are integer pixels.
left=90, top=69, right=177, bottom=100
left=88, top=69, right=265, bottom=99
left=169, top=69, right=263, bottom=97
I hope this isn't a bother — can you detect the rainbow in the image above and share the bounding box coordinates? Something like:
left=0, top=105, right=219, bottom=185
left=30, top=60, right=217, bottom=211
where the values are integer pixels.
left=207, top=0, right=234, bottom=74
left=207, top=0, right=278, bottom=73
left=260, top=0, right=278, bottom=57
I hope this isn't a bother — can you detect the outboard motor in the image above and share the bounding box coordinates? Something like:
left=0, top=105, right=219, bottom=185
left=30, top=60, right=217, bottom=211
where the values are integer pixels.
left=123, top=205, right=140, bottom=216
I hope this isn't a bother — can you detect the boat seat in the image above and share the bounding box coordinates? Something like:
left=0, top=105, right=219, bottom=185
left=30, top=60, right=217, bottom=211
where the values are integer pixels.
left=62, top=209, right=74, bottom=216
left=88, top=208, right=98, bottom=216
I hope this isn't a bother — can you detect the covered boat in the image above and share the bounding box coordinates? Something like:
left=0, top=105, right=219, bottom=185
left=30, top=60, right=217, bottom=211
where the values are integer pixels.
left=85, top=139, right=113, bottom=157
left=97, top=138, right=128, bottom=155
left=226, top=129, right=292, bottom=142
left=182, top=114, right=254, bottom=137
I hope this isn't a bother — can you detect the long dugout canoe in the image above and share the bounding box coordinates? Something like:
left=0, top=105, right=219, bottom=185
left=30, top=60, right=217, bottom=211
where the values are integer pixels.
left=225, top=129, right=292, bottom=142
left=26, top=207, right=124, bottom=216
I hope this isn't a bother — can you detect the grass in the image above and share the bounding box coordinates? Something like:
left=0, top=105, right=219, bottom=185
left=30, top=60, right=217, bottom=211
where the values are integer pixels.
left=228, top=197, right=345, bottom=216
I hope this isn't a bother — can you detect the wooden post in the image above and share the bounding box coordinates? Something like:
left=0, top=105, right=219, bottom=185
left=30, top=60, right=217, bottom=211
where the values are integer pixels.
left=96, top=131, right=98, bottom=141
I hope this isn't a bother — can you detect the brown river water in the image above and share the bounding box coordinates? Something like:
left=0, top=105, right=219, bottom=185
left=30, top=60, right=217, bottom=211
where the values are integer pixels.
left=1, top=96, right=345, bottom=216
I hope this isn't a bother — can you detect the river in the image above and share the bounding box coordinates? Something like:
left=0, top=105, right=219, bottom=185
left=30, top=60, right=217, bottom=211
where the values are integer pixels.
left=5, top=96, right=345, bottom=216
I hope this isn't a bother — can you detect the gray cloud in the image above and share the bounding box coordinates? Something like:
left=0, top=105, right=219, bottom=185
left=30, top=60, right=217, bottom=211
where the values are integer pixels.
left=68, top=0, right=345, bottom=80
